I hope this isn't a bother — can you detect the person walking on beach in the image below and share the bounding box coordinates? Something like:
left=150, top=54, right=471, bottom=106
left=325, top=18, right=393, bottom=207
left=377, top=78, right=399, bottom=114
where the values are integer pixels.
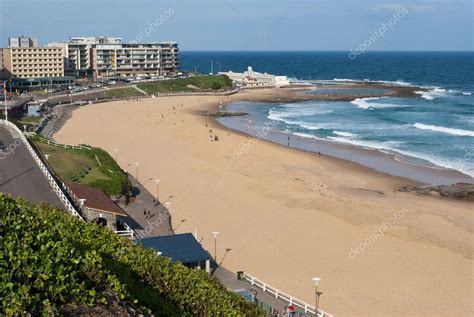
left=287, top=136, right=290, bottom=146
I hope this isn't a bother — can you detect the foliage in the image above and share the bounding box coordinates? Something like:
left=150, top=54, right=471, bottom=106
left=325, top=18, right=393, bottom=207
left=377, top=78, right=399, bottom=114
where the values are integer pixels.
left=0, top=195, right=263, bottom=316
left=137, top=75, right=233, bottom=94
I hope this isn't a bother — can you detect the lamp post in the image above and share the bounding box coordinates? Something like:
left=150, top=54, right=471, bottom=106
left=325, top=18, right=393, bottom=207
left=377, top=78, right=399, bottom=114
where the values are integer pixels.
left=312, top=277, right=322, bottom=316
left=155, top=179, right=160, bottom=202
left=216, top=62, right=222, bottom=73
left=212, top=231, right=219, bottom=261
left=134, top=161, right=139, bottom=181
left=3, top=79, right=8, bottom=122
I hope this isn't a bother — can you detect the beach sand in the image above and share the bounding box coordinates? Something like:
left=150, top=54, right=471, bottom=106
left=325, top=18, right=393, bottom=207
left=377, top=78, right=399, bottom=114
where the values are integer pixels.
left=56, top=90, right=473, bottom=316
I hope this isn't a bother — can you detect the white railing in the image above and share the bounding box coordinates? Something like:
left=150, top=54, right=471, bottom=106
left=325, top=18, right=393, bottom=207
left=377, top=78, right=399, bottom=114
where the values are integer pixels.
left=33, top=135, right=92, bottom=150
left=241, top=272, right=333, bottom=317
left=2, top=120, right=137, bottom=239
left=115, top=221, right=134, bottom=238
left=1, top=119, right=84, bottom=220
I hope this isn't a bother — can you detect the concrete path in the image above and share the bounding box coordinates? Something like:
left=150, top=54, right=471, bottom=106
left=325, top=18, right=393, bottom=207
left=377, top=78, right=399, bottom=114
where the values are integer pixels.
left=122, top=174, right=174, bottom=239
left=214, top=267, right=312, bottom=316
left=0, top=125, right=63, bottom=208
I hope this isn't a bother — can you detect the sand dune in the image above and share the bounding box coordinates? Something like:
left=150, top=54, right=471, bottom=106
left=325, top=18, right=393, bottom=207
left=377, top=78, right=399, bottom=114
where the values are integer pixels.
left=56, top=91, right=473, bottom=316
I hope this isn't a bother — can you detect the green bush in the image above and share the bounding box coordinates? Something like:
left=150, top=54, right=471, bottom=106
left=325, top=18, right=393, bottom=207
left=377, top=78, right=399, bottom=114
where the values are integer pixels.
left=0, top=195, right=263, bottom=316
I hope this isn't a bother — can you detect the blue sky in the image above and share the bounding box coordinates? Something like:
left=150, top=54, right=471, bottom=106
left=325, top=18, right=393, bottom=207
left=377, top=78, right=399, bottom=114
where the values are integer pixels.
left=0, top=0, right=472, bottom=51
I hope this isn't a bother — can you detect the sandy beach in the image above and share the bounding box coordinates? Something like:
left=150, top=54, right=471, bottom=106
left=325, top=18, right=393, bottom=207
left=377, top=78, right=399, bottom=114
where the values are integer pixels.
left=56, top=89, right=473, bottom=316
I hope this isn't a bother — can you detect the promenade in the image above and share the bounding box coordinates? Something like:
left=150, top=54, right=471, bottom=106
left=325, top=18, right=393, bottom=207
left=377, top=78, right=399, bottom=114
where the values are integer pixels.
left=123, top=174, right=174, bottom=238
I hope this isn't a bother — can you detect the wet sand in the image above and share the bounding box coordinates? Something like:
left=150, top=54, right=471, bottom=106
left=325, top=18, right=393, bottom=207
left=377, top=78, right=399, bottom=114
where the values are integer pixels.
left=56, top=89, right=473, bottom=316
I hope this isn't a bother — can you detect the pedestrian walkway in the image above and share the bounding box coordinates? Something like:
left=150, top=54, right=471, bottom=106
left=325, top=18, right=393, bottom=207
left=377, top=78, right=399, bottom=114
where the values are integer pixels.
left=122, top=175, right=174, bottom=239
left=214, top=267, right=312, bottom=316
left=132, top=85, right=148, bottom=95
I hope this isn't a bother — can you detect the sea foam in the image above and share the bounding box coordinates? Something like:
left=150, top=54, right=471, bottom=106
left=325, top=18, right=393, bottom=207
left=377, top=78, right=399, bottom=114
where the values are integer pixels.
left=415, top=87, right=447, bottom=100
left=413, top=123, right=474, bottom=137
left=333, top=131, right=358, bottom=138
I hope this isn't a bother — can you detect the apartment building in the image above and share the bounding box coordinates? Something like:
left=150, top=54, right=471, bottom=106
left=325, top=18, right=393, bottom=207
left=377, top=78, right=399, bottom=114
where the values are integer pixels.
left=93, top=42, right=179, bottom=77
left=2, top=46, right=64, bottom=79
left=49, top=36, right=179, bottom=78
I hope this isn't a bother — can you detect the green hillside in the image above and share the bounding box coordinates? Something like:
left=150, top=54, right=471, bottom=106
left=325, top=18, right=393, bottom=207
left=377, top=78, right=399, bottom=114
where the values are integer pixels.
left=137, top=75, right=233, bottom=94
left=0, top=195, right=262, bottom=316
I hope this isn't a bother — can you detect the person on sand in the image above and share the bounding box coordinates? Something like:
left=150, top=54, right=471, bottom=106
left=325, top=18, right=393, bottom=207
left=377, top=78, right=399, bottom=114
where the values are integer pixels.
left=214, top=135, right=219, bottom=141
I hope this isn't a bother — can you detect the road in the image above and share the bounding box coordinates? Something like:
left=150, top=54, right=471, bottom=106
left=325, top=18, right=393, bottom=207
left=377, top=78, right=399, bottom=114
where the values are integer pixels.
left=0, top=125, right=63, bottom=208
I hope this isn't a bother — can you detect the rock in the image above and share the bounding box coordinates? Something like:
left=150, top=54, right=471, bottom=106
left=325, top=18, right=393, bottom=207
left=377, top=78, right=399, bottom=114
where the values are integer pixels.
left=399, top=182, right=474, bottom=202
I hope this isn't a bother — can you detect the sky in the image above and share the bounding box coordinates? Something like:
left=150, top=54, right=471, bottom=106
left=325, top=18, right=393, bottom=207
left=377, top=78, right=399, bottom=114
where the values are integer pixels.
left=0, top=0, right=472, bottom=51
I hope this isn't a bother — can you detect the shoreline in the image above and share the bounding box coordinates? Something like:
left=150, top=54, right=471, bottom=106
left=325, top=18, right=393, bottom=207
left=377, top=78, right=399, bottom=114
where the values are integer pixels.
left=214, top=106, right=473, bottom=186
left=54, top=88, right=473, bottom=316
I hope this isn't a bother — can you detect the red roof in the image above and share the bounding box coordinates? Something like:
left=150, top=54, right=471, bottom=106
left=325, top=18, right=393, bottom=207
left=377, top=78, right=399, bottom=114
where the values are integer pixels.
left=67, top=182, right=128, bottom=216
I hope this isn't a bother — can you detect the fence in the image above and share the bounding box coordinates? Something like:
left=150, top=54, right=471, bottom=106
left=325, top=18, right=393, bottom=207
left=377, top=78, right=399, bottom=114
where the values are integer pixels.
left=33, top=135, right=92, bottom=150
left=1, top=120, right=135, bottom=238
left=1, top=119, right=84, bottom=220
left=241, top=272, right=333, bottom=317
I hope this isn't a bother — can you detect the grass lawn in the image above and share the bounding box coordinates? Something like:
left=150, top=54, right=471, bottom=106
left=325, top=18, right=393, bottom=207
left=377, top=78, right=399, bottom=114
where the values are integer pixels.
left=105, top=87, right=143, bottom=98
left=32, top=140, right=131, bottom=196
left=137, top=75, right=233, bottom=94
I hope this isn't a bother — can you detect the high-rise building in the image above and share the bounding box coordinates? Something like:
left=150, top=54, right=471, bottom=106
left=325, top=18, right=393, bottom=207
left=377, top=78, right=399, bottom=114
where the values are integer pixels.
left=2, top=46, right=64, bottom=79
left=9, top=36, right=39, bottom=48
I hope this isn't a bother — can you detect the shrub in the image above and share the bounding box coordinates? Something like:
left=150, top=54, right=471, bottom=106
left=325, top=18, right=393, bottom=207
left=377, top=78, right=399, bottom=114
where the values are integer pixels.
left=0, top=195, right=263, bottom=316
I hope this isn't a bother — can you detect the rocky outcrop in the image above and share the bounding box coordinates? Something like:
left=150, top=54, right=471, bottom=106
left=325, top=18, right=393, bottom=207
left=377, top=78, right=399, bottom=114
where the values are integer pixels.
left=399, top=182, right=474, bottom=202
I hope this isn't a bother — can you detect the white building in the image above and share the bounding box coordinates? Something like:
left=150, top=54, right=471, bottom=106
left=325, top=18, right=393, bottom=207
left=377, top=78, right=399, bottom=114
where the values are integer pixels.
left=219, top=66, right=289, bottom=88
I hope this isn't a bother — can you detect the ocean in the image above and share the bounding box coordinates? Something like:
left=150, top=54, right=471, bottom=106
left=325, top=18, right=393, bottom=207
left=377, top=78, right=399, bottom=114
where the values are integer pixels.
left=181, top=51, right=474, bottom=183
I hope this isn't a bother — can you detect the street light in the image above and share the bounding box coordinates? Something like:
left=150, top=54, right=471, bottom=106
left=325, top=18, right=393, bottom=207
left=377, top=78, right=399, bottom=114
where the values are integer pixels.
left=155, top=179, right=160, bottom=202
left=312, top=277, right=322, bottom=316
left=134, top=161, right=139, bottom=181
left=216, top=62, right=222, bottom=73
left=212, top=231, right=219, bottom=261
left=3, top=79, right=9, bottom=122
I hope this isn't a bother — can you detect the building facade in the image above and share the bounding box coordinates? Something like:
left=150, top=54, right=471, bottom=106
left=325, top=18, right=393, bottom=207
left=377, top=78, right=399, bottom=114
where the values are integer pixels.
left=49, top=36, right=179, bottom=78
left=9, top=36, right=39, bottom=48
left=2, top=46, right=65, bottom=79
left=219, top=66, right=289, bottom=88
